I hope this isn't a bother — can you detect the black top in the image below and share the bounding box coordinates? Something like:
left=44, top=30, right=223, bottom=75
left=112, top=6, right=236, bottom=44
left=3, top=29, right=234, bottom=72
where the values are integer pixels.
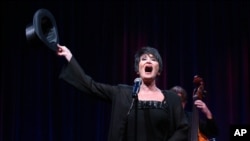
left=126, top=100, right=169, bottom=141
left=59, top=57, right=188, bottom=141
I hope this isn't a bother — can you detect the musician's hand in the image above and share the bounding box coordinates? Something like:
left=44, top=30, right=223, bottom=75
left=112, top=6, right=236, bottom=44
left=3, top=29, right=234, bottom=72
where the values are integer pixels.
left=194, top=100, right=212, bottom=119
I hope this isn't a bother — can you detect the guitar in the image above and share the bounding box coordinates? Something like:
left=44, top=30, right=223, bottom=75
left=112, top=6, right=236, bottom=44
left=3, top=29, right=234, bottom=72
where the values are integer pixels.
left=190, top=75, right=209, bottom=141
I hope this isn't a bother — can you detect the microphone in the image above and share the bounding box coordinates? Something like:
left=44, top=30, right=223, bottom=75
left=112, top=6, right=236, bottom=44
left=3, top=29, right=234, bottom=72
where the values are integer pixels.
left=132, top=77, right=142, bottom=98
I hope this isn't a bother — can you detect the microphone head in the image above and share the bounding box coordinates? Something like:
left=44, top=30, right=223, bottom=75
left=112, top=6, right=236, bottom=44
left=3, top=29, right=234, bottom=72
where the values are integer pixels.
left=132, top=77, right=142, bottom=97
left=134, top=77, right=142, bottom=83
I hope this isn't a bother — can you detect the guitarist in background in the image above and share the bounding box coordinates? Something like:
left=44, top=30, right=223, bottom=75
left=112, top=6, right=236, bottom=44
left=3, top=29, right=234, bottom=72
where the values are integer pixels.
left=170, top=85, right=219, bottom=141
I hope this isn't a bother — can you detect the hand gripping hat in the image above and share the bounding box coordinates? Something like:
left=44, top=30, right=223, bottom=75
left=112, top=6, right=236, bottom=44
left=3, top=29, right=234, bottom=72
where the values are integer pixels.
left=25, top=8, right=59, bottom=51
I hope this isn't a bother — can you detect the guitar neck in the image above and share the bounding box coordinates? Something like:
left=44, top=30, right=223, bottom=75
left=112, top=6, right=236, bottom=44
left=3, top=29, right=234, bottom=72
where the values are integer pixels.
left=190, top=105, right=199, bottom=141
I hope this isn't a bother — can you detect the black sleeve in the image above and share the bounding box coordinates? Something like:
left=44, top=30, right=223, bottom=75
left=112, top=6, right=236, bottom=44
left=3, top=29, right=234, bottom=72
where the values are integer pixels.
left=59, top=56, right=119, bottom=102
left=166, top=91, right=189, bottom=141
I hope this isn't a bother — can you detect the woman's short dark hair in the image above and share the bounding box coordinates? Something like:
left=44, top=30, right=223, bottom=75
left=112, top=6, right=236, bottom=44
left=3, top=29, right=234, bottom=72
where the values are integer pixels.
left=134, top=47, right=163, bottom=73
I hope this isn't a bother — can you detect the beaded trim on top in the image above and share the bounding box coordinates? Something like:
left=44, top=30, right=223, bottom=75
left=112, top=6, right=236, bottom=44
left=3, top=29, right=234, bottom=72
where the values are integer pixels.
left=137, top=100, right=168, bottom=111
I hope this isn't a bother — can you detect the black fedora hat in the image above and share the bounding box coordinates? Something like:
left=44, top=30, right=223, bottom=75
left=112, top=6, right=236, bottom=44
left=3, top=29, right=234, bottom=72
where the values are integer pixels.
left=25, top=8, right=59, bottom=51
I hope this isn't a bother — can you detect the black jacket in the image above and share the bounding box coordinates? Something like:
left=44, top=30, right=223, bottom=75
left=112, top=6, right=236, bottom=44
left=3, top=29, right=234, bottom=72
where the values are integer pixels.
left=59, top=57, right=188, bottom=141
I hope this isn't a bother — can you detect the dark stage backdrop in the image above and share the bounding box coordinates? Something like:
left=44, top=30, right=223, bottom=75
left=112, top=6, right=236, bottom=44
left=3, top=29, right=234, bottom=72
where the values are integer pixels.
left=1, top=1, right=249, bottom=141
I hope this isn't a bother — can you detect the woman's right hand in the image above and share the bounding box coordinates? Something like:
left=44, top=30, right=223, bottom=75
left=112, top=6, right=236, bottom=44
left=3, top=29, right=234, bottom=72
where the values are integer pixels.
left=57, top=44, right=72, bottom=62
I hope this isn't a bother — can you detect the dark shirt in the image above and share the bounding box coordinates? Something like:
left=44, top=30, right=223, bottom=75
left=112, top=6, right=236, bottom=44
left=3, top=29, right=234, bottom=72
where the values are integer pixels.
left=185, top=111, right=219, bottom=140
left=59, top=57, right=188, bottom=141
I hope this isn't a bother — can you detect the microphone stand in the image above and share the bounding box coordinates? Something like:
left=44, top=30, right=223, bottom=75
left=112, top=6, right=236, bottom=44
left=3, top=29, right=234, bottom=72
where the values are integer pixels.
left=127, top=78, right=141, bottom=141
left=127, top=94, right=138, bottom=141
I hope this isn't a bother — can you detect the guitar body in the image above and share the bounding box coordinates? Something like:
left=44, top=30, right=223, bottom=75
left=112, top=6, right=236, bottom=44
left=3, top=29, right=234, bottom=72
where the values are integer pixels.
left=198, top=131, right=208, bottom=141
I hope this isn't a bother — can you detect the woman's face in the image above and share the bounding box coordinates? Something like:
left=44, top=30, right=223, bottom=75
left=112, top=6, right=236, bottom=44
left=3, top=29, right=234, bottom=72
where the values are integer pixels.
left=138, top=53, right=160, bottom=81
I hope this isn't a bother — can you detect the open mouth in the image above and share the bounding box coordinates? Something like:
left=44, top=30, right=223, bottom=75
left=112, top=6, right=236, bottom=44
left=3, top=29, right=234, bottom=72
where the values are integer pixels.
left=145, top=66, right=153, bottom=73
